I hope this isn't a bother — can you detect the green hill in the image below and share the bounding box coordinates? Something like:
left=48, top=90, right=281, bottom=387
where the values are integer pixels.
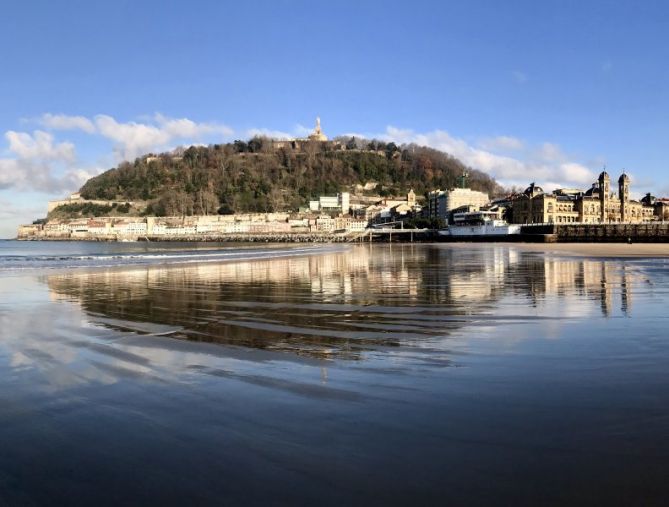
left=74, top=137, right=502, bottom=217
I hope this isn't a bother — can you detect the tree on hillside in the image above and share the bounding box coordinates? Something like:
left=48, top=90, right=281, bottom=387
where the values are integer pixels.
left=194, top=189, right=219, bottom=215
left=158, top=190, right=194, bottom=216
left=76, top=137, right=504, bottom=218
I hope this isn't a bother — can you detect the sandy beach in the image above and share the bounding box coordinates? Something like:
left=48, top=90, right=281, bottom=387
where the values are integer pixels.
left=440, top=241, right=669, bottom=258
left=509, top=242, right=669, bottom=257
left=2, top=242, right=669, bottom=504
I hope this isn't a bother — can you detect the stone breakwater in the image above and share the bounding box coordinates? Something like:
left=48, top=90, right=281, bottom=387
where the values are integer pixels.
left=17, top=233, right=356, bottom=243
left=19, top=224, right=669, bottom=243
left=146, top=233, right=354, bottom=243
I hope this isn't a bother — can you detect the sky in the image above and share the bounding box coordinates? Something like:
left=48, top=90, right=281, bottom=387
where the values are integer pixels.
left=1, top=0, right=669, bottom=237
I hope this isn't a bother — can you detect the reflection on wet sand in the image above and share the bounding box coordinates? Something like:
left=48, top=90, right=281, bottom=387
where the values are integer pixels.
left=2, top=244, right=669, bottom=505
left=44, top=244, right=644, bottom=361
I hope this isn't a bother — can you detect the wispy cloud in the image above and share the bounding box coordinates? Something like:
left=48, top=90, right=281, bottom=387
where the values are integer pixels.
left=39, top=113, right=96, bottom=134
left=36, top=112, right=234, bottom=161
left=0, top=130, right=96, bottom=194
left=377, top=126, right=597, bottom=191
left=6, top=130, right=75, bottom=163
left=478, top=135, right=525, bottom=152
left=0, top=112, right=237, bottom=200
left=512, top=70, right=528, bottom=84
left=246, top=128, right=297, bottom=140
left=0, top=114, right=606, bottom=200
left=93, top=113, right=234, bottom=160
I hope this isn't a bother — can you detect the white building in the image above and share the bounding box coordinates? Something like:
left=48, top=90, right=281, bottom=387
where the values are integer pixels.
left=427, top=188, right=489, bottom=221
left=315, top=215, right=335, bottom=232
left=310, top=192, right=351, bottom=215
left=67, top=220, right=89, bottom=233
left=112, top=220, right=147, bottom=235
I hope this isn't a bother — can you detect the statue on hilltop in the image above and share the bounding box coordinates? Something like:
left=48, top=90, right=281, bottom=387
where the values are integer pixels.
left=308, top=116, right=328, bottom=141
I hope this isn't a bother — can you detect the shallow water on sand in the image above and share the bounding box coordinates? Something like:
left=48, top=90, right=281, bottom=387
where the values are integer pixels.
left=1, top=243, right=669, bottom=505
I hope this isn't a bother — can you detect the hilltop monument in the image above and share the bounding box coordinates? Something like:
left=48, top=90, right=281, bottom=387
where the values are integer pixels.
left=308, top=116, right=328, bottom=141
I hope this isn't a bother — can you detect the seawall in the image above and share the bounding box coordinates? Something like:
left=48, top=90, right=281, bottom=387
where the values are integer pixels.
left=17, top=233, right=355, bottom=243
left=522, top=223, right=669, bottom=242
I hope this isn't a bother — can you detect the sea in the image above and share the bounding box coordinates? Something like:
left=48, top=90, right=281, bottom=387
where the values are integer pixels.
left=0, top=239, right=668, bottom=506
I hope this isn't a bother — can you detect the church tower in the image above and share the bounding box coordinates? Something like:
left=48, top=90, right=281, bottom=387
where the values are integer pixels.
left=598, top=170, right=610, bottom=223
left=618, top=172, right=630, bottom=222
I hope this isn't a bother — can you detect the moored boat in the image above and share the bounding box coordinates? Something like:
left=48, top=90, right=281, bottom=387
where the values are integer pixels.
left=439, top=210, right=521, bottom=238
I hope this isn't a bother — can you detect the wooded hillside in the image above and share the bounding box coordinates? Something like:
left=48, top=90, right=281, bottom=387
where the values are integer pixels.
left=77, top=137, right=502, bottom=216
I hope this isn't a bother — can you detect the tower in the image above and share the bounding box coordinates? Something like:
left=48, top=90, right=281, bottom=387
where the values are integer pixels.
left=598, top=170, right=610, bottom=223
left=407, top=189, right=416, bottom=207
left=618, top=172, right=630, bottom=222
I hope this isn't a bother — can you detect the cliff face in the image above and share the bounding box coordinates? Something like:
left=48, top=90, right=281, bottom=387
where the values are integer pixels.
left=77, top=138, right=502, bottom=217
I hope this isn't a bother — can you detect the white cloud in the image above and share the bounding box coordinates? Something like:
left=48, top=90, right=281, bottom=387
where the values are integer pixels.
left=0, top=112, right=236, bottom=220
left=478, top=136, right=524, bottom=151
left=380, top=126, right=597, bottom=190
left=246, top=128, right=295, bottom=140
left=5, top=130, right=76, bottom=163
left=39, top=113, right=96, bottom=134
left=0, top=130, right=98, bottom=194
left=94, top=114, right=233, bottom=160
left=37, top=112, right=234, bottom=158
left=0, top=158, right=97, bottom=194
left=0, top=158, right=23, bottom=189
left=293, top=124, right=312, bottom=137
left=556, top=163, right=593, bottom=185
left=94, top=115, right=172, bottom=160
left=245, top=123, right=313, bottom=141
left=154, top=113, right=233, bottom=139
left=0, top=198, right=46, bottom=238
left=537, top=142, right=564, bottom=162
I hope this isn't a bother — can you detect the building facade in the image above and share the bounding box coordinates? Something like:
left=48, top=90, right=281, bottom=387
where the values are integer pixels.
left=309, top=192, right=351, bottom=215
left=512, top=172, right=655, bottom=224
left=427, top=188, right=490, bottom=221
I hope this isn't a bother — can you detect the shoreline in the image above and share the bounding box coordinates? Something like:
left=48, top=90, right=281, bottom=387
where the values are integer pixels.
left=512, top=242, right=669, bottom=258
left=16, top=233, right=360, bottom=243
left=12, top=235, right=669, bottom=257
left=1, top=243, right=346, bottom=278
left=440, top=241, right=669, bottom=258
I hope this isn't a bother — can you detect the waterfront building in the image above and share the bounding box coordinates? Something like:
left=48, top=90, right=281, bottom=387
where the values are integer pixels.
left=67, top=220, right=89, bottom=234
left=112, top=220, right=147, bottom=235
left=17, top=224, right=42, bottom=237
left=655, top=198, right=669, bottom=220
left=87, top=220, right=110, bottom=235
left=427, top=188, right=490, bottom=222
left=44, top=221, right=70, bottom=234
left=512, top=171, right=655, bottom=224
left=315, top=215, right=335, bottom=232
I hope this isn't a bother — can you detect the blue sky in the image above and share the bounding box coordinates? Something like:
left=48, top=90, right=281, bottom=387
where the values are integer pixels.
left=1, top=0, right=669, bottom=237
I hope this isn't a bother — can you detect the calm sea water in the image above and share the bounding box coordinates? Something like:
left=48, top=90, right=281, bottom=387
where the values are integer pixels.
left=1, top=241, right=668, bottom=505
left=0, top=240, right=337, bottom=270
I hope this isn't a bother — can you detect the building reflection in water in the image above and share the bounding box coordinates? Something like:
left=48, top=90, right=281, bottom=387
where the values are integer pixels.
left=44, top=244, right=639, bottom=360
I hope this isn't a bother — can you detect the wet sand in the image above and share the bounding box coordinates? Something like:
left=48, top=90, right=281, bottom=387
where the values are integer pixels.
left=446, top=241, right=669, bottom=258
left=527, top=242, right=669, bottom=257
left=1, top=243, right=669, bottom=505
